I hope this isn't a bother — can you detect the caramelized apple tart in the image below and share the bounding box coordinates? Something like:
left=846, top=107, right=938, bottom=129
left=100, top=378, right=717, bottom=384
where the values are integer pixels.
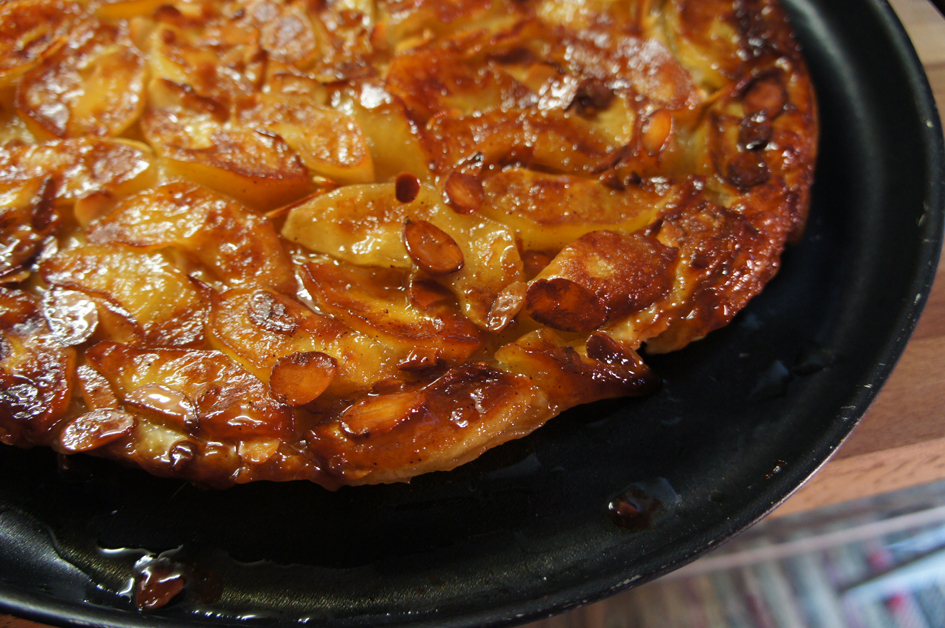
left=0, top=0, right=817, bottom=488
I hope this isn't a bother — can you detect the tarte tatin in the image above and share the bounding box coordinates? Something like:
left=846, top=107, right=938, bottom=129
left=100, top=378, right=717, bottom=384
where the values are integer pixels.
left=0, top=0, right=817, bottom=488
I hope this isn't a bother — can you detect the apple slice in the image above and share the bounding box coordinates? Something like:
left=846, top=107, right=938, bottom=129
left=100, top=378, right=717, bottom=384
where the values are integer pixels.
left=41, top=243, right=208, bottom=347
left=283, top=182, right=523, bottom=327
left=85, top=340, right=292, bottom=441
left=15, top=19, right=146, bottom=139
left=90, top=181, right=296, bottom=294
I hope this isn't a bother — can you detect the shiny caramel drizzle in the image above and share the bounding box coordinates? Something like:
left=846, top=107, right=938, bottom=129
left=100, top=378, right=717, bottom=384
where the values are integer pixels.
left=0, top=0, right=817, bottom=488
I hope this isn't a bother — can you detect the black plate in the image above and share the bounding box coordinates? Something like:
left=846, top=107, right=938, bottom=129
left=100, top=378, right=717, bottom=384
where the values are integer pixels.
left=1, top=0, right=943, bottom=626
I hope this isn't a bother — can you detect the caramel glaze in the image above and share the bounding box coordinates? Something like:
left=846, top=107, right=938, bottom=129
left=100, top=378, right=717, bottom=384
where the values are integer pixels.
left=0, top=0, right=816, bottom=488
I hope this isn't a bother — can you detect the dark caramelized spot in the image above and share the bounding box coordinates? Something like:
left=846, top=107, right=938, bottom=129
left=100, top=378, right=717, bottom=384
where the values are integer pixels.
left=403, top=219, right=464, bottom=275
left=525, top=278, right=607, bottom=332
left=59, top=409, right=135, bottom=452
left=738, top=112, right=772, bottom=151
left=397, top=349, right=446, bottom=372
left=571, top=78, right=614, bottom=117
left=269, top=351, right=337, bottom=406
left=444, top=172, right=484, bottom=214
left=725, top=151, right=770, bottom=189
left=742, top=74, right=787, bottom=119
left=587, top=333, right=642, bottom=367
left=395, top=173, right=421, bottom=203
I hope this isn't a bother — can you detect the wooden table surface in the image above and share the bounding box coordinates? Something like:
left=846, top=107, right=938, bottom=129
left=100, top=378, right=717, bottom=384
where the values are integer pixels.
left=770, top=0, right=945, bottom=516
left=2, top=1, right=944, bottom=627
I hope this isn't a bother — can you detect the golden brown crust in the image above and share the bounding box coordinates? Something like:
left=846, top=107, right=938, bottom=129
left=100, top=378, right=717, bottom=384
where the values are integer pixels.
left=0, top=0, right=816, bottom=488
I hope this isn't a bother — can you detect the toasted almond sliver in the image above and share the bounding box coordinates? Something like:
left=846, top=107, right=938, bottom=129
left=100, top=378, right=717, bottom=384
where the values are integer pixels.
left=444, top=171, right=483, bottom=215
left=641, top=109, right=673, bottom=155
left=60, top=409, right=136, bottom=452
left=525, top=277, right=607, bottom=333
left=42, top=288, right=99, bottom=347
left=125, top=384, right=196, bottom=429
left=238, top=438, right=280, bottom=464
left=403, top=219, right=464, bottom=275
left=269, top=351, right=337, bottom=406
left=486, top=281, right=526, bottom=332
left=340, top=391, right=424, bottom=437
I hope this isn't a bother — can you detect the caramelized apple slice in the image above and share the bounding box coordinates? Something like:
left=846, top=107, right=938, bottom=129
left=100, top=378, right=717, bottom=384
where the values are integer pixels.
left=144, top=11, right=262, bottom=104
left=16, top=19, right=146, bottom=139
left=283, top=183, right=523, bottom=326
left=0, top=0, right=81, bottom=86
left=207, top=288, right=398, bottom=397
left=337, top=83, right=433, bottom=182
left=481, top=169, right=680, bottom=251
left=495, top=328, right=658, bottom=412
left=0, top=178, right=60, bottom=283
left=142, top=79, right=314, bottom=210
left=0, top=288, right=76, bottom=445
left=526, top=230, right=678, bottom=331
left=309, top=362, right=545, bottom=484
left=307, top=0, right=376, bottom=80
left=301, top=259, right=482, bottom=366
left=90, top=181, right=296, bottom=294
left=239, top=0, right=319, bottom=67
left=386, top=43, right=535, bottom=123
left=425, top=109, right=617, bottom=177
left=0, top=137, right=155, bottom=202
left=240, top=87, right=374, bottom=184
left=660, top=0, right=742, bottom=91
left=59, top=408, right=135, bottom=452
left=85, top=340, right=292, bottom=441
left=41, top=244, right=208, bottom=347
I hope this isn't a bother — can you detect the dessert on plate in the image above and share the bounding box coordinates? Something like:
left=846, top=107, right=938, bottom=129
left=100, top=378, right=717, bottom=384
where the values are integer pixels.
left=0, top=0, right=817, bottom=488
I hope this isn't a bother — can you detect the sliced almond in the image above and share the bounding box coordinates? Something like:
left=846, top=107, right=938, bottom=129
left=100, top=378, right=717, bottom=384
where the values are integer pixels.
left=402, top=219, right=464, bottom=276
left=525, top=277, right=607, bottom=333
left=76, top=364, right=119, bottom=409
left=340, top=391, right=424, bottom=437
left=60, top=409, right=136, bottom=452
left=486, top=281, right=526, bottom=332
left=641, top=109, right=673, bottom=155
left=238, top=438, right=280, bottom=464
left=269, top=351, right=337, bottom=406
left=41, top=288, right=98, bottom=347
left=444, top=172, right=483, bottom=214
left=125, top=384, right=197, bottom=430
